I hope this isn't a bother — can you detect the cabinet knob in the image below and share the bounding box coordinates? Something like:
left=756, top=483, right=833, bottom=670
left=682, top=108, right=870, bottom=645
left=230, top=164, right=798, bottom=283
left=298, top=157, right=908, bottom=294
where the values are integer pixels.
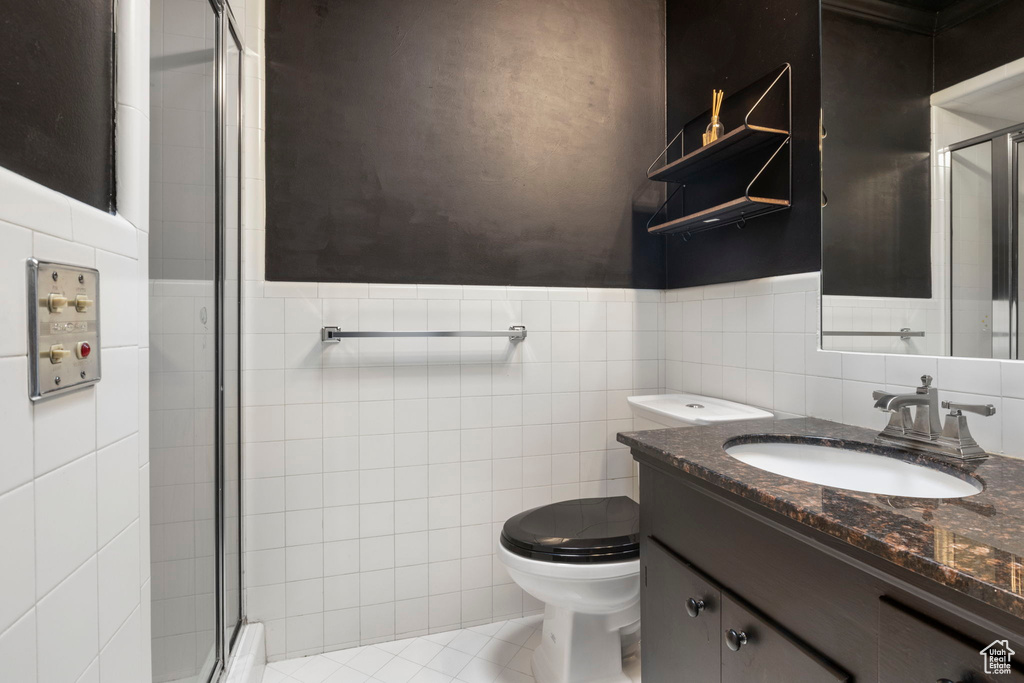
left=685, top=598, right=705, bottom=618
left=725, top=628, right=748, bottom=651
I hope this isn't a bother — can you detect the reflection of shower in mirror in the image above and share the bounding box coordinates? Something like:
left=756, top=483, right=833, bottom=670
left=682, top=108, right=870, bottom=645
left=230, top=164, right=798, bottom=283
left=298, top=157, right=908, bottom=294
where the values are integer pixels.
left=821, top=0, right=1024, bottom=360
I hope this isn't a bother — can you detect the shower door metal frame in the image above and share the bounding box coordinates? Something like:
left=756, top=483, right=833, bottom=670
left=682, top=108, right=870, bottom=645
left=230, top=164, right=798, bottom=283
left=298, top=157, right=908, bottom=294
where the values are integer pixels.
left=214, top=0, right=246, bottom=678
left=948, top=125, right=1024, bottom=359
left=1014, top=132, right=1024, bottom=360
left=219, top=5, right=246, bottom=669
left=209, top=1, right=228, bottom=681
left=186, top=1, right=244, bottom=681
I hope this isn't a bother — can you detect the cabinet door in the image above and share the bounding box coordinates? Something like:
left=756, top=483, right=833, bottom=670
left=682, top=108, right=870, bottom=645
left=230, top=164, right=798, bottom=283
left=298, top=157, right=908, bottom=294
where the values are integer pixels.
left=644, top=538, right=721, bottom=682
left=879, top=598, right=1024, bottom=683
left=720, top=594, right=848, bottom=683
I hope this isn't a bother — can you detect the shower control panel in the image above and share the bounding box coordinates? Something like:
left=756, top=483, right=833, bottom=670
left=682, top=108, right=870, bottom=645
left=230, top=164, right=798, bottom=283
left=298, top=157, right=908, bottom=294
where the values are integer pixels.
left=27, top=259, right=101, bottom=401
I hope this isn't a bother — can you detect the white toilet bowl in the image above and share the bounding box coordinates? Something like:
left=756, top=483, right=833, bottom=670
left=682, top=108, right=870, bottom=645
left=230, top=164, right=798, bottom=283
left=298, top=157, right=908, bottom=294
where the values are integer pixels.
left=497, top=497, right=640, bottom=683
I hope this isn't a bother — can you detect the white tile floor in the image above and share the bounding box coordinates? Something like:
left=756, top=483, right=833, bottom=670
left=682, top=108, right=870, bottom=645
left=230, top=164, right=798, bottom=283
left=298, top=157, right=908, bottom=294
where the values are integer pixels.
left=260, top=616, right=641, bottom=683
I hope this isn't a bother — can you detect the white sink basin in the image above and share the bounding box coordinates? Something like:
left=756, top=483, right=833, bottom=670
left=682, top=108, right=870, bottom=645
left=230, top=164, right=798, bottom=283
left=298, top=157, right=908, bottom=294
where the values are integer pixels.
left=628, top=394, right=773, bottom=427
left=725, top=441, right=982, bottom=499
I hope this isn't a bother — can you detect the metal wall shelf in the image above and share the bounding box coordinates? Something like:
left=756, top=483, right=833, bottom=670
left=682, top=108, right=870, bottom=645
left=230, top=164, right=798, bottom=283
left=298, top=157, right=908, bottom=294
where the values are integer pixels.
left=647, top=124, right=789, bottom=185
left=646, top=63, right=792, bottom=239
left=648, top=195, right=790, bottom=237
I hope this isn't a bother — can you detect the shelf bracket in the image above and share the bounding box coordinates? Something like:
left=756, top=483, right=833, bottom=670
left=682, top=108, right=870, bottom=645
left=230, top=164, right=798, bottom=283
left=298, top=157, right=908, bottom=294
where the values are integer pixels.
left=645, top=183, right=685, bottom=232
left=647, top=128, right=686, bottom=178
left=745, top=136, right=791, bottom=202
left=744, top=63, right=792, bottom=129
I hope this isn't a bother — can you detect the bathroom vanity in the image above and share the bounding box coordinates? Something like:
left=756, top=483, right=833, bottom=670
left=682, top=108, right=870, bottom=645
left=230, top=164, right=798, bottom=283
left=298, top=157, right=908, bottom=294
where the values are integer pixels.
left=620, top=417, right=1024, bottom=682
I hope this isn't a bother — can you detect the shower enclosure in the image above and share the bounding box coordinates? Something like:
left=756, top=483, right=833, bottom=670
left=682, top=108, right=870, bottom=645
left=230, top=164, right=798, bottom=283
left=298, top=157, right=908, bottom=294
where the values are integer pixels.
left=149, top=1, right=243, bottom=681
left=950, top=127, right=1024, bottom=359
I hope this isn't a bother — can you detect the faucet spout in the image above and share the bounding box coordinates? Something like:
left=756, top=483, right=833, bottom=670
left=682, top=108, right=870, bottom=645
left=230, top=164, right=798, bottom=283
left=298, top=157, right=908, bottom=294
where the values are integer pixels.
left=873, top=392, right=927, bottom=412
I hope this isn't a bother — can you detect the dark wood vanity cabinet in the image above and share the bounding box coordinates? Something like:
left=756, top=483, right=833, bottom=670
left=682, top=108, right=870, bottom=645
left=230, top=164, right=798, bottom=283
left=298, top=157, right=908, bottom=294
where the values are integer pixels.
left=645, top=538, right=847, bottom=682
left=637, top=459, right=1024, bottom=683
left=644, top=540, right=721, bottom=682
left=878, top=599, right=1024, bottom=683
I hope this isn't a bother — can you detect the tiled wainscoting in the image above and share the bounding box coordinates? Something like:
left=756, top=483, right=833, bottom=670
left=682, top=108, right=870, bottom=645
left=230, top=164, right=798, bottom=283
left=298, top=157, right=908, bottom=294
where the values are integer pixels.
left=241, top=270, right=1024, bottom=665
left=664, top=272, right=1024, bottom=457
left=0, top=0, right=151, bottom=680
left=240, top=282, right=664, bottom=660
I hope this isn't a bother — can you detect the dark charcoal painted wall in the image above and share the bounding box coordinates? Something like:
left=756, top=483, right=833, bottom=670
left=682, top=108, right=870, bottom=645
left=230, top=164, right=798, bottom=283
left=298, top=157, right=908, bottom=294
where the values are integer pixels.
left=821, top=11, right=932, bottom=298
left=0, top=1, right=115, bottom=211
left=664, top=0, right=822, bottom=290
left=934, top=0, right=1024, bottom=92
left=265, top=0, right=666, bottom=288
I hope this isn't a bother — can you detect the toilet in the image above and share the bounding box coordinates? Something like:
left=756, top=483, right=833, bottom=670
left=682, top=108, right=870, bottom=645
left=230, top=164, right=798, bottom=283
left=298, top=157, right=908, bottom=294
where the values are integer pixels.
left=500, top=394, right=774, bottom=683
left=498, top=496, right=641, bottom=683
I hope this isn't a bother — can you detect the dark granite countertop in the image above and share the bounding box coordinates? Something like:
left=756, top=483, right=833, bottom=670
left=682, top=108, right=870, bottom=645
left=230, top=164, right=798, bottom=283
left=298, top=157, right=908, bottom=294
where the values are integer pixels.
left=618, top=417, right=1024, bottom=620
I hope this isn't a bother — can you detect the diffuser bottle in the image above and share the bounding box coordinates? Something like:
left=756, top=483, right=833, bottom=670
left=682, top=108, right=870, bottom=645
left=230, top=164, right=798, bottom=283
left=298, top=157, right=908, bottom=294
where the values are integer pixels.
left=705, top=116, right=724, bottom=143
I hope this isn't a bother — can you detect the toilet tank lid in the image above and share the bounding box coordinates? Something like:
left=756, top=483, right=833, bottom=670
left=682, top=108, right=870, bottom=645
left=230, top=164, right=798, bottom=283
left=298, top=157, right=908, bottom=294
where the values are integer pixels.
left=628, top=393, right=773, bottom=425
left=500, top=497, right=640, bottom=560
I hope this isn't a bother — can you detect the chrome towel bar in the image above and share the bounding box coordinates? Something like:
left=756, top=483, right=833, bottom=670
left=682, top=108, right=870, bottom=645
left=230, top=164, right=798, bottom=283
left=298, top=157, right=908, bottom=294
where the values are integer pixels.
left=322, top=325, right=527, bottom=343
left=823, top=328, right=924, bottom=340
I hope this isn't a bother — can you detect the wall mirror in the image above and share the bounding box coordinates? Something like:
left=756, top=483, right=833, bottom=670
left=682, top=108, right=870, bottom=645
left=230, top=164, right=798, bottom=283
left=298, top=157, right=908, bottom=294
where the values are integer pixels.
left=820, top=0, right=1024, bottom=358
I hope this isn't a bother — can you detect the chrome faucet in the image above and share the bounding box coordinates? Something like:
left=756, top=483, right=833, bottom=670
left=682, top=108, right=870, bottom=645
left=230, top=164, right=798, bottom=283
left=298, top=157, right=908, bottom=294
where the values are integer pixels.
left=872, top=375, right=994, bottom=460
left=872, top=375, right=942, bottom=440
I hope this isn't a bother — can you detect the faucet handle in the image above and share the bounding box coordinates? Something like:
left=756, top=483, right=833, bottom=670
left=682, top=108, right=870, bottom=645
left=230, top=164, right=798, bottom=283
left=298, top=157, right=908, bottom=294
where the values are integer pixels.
left=921, top=375, right=933, bottom=387
left=941, top=401, right=996, bottom=417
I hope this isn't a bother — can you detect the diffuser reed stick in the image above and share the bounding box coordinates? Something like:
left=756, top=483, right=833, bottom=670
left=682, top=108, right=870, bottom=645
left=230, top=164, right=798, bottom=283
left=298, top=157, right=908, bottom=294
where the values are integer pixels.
left=703, top=89, right=725, bottom=146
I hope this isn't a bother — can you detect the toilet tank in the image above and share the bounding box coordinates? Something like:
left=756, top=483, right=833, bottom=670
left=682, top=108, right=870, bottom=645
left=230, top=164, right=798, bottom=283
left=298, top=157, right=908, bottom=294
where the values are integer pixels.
left=627, top=393, right=774, bottom=429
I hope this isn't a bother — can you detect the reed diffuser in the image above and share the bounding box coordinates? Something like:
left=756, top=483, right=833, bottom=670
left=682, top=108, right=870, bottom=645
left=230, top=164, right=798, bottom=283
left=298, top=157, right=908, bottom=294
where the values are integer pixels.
left=702, top=90, right=725, bottom=146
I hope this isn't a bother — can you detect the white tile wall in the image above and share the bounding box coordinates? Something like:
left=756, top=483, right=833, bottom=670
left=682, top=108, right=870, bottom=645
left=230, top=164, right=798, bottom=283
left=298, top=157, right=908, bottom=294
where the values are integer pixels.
left=239, top=282, right=663, bottom=660
left=0, top=0, right=151, bottom=681
left=821, top=294, right=945, bottom=356
left=666, top=272, right=1024, bottom=459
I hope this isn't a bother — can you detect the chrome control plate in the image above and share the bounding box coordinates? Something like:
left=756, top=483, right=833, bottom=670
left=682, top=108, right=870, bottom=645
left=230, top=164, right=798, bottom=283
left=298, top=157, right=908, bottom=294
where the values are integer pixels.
left=27, top=259, right=101, bottom=401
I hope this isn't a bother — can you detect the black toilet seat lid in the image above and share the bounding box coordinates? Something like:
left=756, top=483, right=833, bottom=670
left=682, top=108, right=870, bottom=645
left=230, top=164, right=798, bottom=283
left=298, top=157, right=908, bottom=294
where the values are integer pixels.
left=500, top=496, right=640, bottom=564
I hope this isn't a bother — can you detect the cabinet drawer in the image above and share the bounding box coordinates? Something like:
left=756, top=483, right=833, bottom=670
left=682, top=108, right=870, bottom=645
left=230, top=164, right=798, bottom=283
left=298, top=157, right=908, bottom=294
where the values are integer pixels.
left=720, top=594, right=849, bottom=683
left=644, top=538, right=721, bottom=682
left=645, top=536, right=848, bottom=683
left=879, top=598, right=1024, bottom=683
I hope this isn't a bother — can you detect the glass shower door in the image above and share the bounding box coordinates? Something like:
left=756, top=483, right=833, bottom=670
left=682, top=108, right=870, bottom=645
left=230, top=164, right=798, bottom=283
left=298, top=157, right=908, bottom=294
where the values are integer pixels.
left=150, top=1, right=243, bottom=680
left=149, top=1, right=219, bottom=680
left=950, top=141, right=996, bottom=358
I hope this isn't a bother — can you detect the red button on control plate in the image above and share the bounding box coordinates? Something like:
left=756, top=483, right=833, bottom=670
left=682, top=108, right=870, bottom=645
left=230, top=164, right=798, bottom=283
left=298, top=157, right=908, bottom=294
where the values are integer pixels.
left=77, top=342, right=91, bottom=359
